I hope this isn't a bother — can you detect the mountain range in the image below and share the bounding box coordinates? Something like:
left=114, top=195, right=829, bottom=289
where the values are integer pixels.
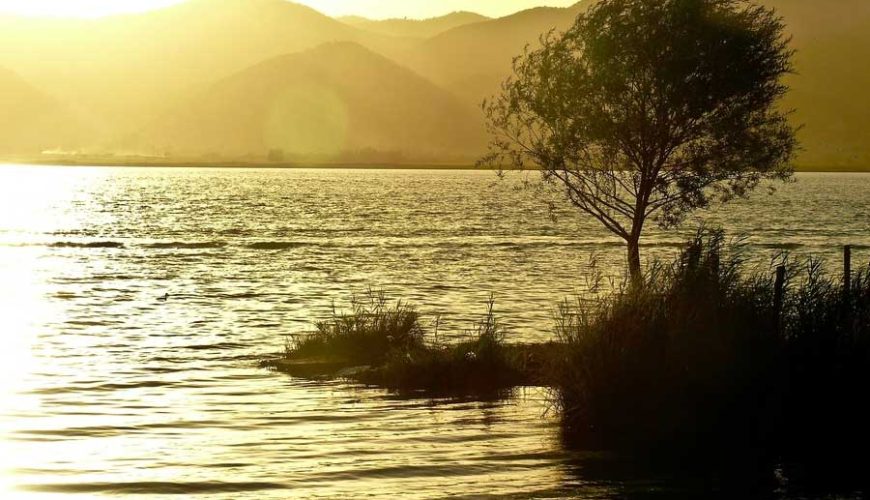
left=339, top=11, right=490, bottom=39
left=0, top=66, right=85, bottom=154
left=132, top=42, right=484, bottom=161
left=1, top=0, right=868, bottom=168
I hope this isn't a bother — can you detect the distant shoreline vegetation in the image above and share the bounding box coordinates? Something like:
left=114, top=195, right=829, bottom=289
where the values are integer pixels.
left=1, top=156, right=867, bottom=172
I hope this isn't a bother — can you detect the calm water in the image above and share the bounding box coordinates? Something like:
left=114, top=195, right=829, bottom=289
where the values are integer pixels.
left=1, top=166, right=868, bottom=498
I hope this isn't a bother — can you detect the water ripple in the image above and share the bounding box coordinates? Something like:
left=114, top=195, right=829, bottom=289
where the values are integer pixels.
left=1, top=168, right=867, bottom=499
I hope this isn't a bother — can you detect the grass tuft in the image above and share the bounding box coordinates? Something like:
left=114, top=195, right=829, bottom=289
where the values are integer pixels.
left=286, top=290, right=425, bottom=366
left=278, top=293, right=533, bottom=396
left=359, top=297, right=528, bottom=395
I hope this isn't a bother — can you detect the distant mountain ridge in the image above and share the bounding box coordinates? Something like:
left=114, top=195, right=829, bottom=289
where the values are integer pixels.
left=0, top=0, right=402, bottom=140
left=767, top=0, right=870, bottom=168
left=340, top=11, right=490, bottom=38
left=398, top=3, right=588, bottom=107
left=131, top=42, right=485, bottom=162
left=0, top=0, right=868, bottom=168
left=0, top=67, right=85, bottom=154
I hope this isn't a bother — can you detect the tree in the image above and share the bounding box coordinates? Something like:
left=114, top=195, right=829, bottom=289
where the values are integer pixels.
left=481, top=0, right=797, bottom=282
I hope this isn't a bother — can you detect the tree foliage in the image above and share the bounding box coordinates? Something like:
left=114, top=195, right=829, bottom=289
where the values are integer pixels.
left=481, top=0, right=797, bottom=280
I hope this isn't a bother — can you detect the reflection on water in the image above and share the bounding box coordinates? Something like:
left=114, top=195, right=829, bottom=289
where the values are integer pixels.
left=1, top=166, right=868, bottom=498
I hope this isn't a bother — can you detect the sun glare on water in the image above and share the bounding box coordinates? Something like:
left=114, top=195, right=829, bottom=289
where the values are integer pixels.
left=0, top=167, right=102, bottom=497
left=0, top=0, right=185, bottom=18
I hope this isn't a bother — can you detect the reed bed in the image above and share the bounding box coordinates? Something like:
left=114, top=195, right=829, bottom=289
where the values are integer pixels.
left=270, top=232, right=870, bottom=487
left=550, top=230, right=870, bottom=487
left=279, top=292, right=530, bottom=395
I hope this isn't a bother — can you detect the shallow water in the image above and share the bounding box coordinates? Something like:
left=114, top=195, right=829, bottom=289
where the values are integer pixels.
left=1, top=166, right=868, bottom=498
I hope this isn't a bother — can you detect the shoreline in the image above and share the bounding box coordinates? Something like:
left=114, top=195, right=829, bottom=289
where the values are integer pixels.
left=1, top=158, right=486, bottom=170
left=260, top=341, right=562, bottom=395
left=1, top=158, right=867, bottom=172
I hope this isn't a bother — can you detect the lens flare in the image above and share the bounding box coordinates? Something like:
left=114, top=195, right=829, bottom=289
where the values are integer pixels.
left=264, top=84, right=349, bottom=159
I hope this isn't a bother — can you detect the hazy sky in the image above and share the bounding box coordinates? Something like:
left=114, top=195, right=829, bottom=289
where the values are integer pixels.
left=0, top=0, right=183, bottom=17
left=0, top=0, right=579, bottom=19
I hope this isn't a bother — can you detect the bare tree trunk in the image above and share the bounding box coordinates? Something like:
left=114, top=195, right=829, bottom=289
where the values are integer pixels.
left=627, top=235, right=642, bottom=284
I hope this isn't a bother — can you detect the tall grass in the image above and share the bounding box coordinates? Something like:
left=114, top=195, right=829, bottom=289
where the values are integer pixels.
left=360, top=297, right=527, bottom=394
left=553, top=231, right=782, bottom=456
left=780, top=260, right=870, bottom=489
left=552, top=230, right=870, bottom=482
left=284, top=292, right=527, bottom=395
left=286, top=290, right=425, bottom=366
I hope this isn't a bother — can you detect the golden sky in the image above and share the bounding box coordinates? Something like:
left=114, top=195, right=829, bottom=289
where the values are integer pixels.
left=0, top=0, right=579, bottom=19
left=0, top=0, right=184, bottom=18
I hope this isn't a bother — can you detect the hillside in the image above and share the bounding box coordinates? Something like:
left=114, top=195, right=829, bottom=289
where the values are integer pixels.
left=399, top=3, right=587, bottom=105
left=768, top=0, right=870, bottom=168
left=397, top=0, right=870, bottom=169
left=130, top=42, right=486, bottom=162
left=0, top=67, right=84, bottom=155
left=0, top=0, right=403, bottom=142
left=340, top=11, right=490, bottom=38
left=1, top=0, right=869, bottom=168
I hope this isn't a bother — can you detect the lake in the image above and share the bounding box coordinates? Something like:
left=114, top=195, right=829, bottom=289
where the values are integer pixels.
left=1, top=166, right=868, bottom=498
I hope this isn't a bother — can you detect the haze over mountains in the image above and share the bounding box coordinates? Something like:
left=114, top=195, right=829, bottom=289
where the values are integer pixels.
left=339, top=11, right=490, bottom=39
left=134, top=42, right=484, bottom=161
left=1, top=0, right=868, bottom=168
left=769, top=0, right=870, bottom=168
left=0, top=66, right=86, bottom=154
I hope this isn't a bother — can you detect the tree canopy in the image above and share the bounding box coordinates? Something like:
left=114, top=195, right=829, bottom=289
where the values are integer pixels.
left=482, top=0, right=797, bottom=280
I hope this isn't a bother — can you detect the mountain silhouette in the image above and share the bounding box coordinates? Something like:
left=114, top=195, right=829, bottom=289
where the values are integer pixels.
left=0, top=67, right=84, bottom=155
left=0, top=0, right=399, bottom=143
left=340, top=11, right=490, bottom=39
left=0, top=0, right=868, bottom=168
left=768, top=0, right=870, bottom=168
left=398, top=3, right=587, bottom=106
left=130, top=42, right=485, bottom=162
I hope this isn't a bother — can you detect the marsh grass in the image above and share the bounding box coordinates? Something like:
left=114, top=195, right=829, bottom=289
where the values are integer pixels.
left=552, top=231, right=781, bottom=456
left=551, top=230, right=870, bottom=484
left=286, top=290, right=426, bottom=366
left=283, top=293, right=528, bottom=395
left=275, top=232, right=870, bottom=486
left=359, top=297, right=528, bottom=395
left=779, top=260, right=870, bottom=490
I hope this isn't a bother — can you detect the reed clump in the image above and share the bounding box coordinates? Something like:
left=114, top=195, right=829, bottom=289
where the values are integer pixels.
left=553, top=231, right=782, bottom=456
left=358, top=298, right=529, bottom=395
left=278, top=292, right=531, bottom=395
left=779, top=258, right=870, bottom=489
left=286, top=290, right=426, bottom=366
left=551, top=230, right=870, bottom=485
